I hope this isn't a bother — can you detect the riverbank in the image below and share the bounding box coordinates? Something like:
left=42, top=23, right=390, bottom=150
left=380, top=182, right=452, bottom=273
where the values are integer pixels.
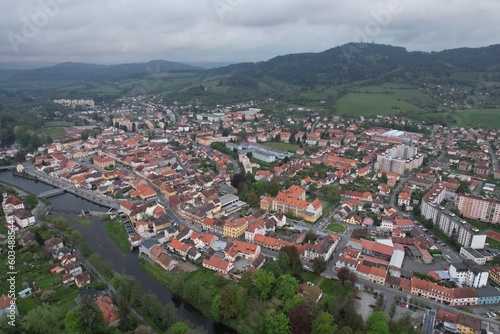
left=104, top=216, right=131, bottom=254
left=139, top=259, right=256, bottom=334
left=0, top=169, right=233, bottom=334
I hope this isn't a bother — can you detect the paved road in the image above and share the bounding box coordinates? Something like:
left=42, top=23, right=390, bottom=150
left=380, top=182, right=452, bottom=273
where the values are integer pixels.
left=487, top=141, right=498, bottom=173
left=322, top=270, right=500, bottom=325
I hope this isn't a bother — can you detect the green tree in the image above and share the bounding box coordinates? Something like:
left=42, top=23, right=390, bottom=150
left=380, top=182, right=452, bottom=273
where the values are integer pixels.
left=65, top=308, right=85, bottom=334
left=253, top=269, right=276, bottom=299
left=116, top=295, right=136, bottom=332
left=21, top=304, right=60, bottom=334
left=312, top=257, right=327, bottom=275
left=219, top=285, right=239, bottom=320
left=141, top=292, right=163, bottom=323
left=311, top=312, right=337, bottom=334
left=279, top=246, right=303, bottom=280
left=274, top=274, right=299, bottom=301
left=184, top=281, right=201, bottom=305
left=23, top=193, right=38, bottom=210
left=366, top=311, right=389, bottom=334
left=269, top=179, right=280, bottom=197
left=380, top=172, right=388, bottom=184
left=162, top=301, right=180, bottom=329
left=247, top=191, right=260, bottom=207
left=78, top=295, right=106, bottom=334
left=70, top=230, right=83, bottom=245
left=264, top=309, right=291, bottom=334
left=322, top=185, right=340, bottom=204
left=168, top=322, right=190, bottom=334
left=308, top=183, right=318, bottom=195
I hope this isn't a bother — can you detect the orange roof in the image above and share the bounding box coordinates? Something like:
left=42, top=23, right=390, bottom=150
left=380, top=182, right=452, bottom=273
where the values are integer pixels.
left=203, top=255, right=232, bottom=271
left=0, top=295, right=14, bottom=309
left=395, top=219, right=414, bottom=227
left=170, top=239, right=191, bottom=253
left=369, top=266, right=387, bottom=279
left=360, top=240, right=393, bottom=256
left=356, top=264, right=371, bottom=275
left=200, top=233, right=215, bottom=244
left=95, top=296, right=120, bottom=325
left=311, top=198, right=322, bottom=209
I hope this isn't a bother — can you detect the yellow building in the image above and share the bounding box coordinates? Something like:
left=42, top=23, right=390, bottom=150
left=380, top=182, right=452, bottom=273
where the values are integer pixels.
left=223, top=218, right=249, bottom=239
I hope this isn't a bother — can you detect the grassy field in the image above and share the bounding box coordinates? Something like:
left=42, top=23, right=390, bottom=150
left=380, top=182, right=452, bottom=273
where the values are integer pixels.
left=451, top=108, right=500, bottom=128
left=263, top=141, right=299, bottom=152
left=326, top=223, right=346, bottom=233
left=104, top=217, right=131, bottom=253
left=465, top=218, right=500, bottom=234
left=334, top=83, right=432, bottom=116
left=74, top=218, right=92, bottom=226
left=487, top=237, right=500, bottom=250
left=319, top=278, right=353, bottom=297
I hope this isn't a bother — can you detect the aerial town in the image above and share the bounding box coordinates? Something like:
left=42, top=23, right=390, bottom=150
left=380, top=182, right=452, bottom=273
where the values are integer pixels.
left=1, top=95, right=500, bottom=333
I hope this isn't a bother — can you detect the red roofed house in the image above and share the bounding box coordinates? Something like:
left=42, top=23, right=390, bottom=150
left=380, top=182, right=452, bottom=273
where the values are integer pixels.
left=0, top=295, right=18, bottom=317
left=95, top=296, right=120, bottom=326
left=225, top=241, right=261, bottom=262
left=202, top=255, right=234, bottom=274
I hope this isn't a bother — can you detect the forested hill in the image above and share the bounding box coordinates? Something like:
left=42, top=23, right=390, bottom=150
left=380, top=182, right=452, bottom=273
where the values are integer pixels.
left=6, top=60, right=202, bottom=83
left=213, top=43, right=500, bottom=87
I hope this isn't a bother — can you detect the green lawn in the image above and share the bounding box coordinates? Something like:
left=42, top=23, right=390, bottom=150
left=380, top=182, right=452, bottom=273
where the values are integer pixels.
left=319, top=278, right=353, bottom=297
left=465, top=218, right=500, bottom=234
left=139, top=258, right=186, bottom=287
left=487, top=237, right=500, bottom=250
left=74, top=218, right=92, bottom=226
left=104, top=217, right=131, bottom=253
left=334, top=83, right=433, bottom=116
left=451, top=108, right=500, bottom=128
left=302, top=271, right=321, bottom=285
left=326, top=223, right=346, bottom=233
left=263, top=141, right=299, bottom=153
left=38, top=127, right=67, bottom=136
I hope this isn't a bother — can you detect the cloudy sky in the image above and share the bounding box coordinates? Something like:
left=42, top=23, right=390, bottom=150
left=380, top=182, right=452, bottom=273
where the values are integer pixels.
left=1, top=0, right=499, bottom=65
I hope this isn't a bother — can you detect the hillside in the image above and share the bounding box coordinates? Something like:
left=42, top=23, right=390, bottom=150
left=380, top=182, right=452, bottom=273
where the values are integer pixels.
left=6, top=60, right=202, bottom=83
left=1, top=43, right=499, bottom=114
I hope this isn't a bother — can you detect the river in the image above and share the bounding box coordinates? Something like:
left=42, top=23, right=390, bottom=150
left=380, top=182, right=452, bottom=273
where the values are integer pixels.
left=0, top=171, right=234, bottom=334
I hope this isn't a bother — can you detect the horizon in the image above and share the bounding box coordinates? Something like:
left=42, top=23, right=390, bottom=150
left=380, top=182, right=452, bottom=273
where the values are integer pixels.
left=1, top=42, right=499, bottom=70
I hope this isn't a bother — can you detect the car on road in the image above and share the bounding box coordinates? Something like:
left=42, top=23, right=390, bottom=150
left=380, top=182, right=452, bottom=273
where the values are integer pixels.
left=355, top=296, right=362, bottom=300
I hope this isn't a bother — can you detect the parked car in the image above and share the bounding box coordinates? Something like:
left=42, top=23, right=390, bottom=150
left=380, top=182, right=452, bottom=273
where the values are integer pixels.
left=355, top=296, right=362, bottom=300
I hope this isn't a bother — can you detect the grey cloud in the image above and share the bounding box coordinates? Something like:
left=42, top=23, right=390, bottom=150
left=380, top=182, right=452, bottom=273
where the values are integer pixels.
left=1, top=0, right=498, bottom=64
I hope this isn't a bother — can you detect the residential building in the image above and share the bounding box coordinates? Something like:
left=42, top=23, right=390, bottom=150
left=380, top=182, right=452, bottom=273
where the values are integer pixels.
left=224, top=218, right=249, bottom=239
left=202, top=255, right=234, bottom=274
left=456, top=193, right=500, bottom=223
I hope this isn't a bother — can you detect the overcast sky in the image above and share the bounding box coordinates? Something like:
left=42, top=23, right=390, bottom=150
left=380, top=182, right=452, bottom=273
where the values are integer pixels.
left=1, top=0, right=499, bottom=65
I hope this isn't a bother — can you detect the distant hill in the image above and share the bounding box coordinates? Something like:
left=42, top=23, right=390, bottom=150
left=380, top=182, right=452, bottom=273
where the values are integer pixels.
left=7, top=60, right=202, bottom=83
left=2, top=43, right=500, bottom=108
left=213, top=43, right=500, bottom=87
